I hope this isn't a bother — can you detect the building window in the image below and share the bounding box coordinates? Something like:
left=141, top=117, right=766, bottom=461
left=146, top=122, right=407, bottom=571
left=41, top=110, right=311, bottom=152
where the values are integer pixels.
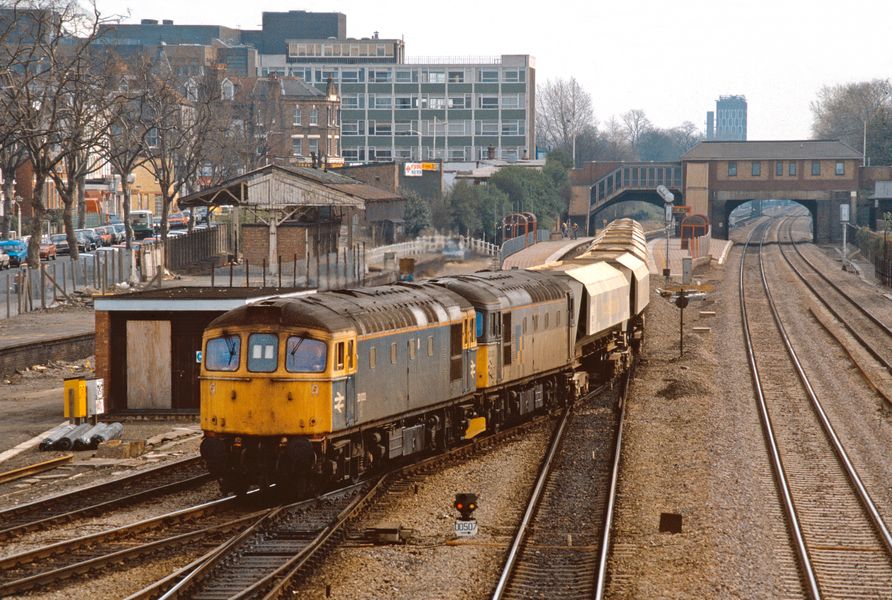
left=422, top=69, right=445, bottom=83
left=789, top=162, right=797, bottom=176
left=448, top=94, right=471, bottom=109
left=448, top=70, right=465, bottom=83
left=501, top=95, right=523, bottom=109
left=395, top=69, right=417, bottom=83
left=502, top=69, right=524, bottom=83
left=835, top=161, right=845, bottom=176
left=811, top=160, right=821, bottom=176
left=478, top=96, right=499, bottom=109
left=308, top=138, right=319, bottom=156
left=309, top=107, right=318, bottom=126
left=751, top=161, right=761, bottom=176
left=395, top=95, right=413, bottom=110
left=292, top=107, right=301, bottom=127
left=342, top=95, right=364, bottom=109
left=370, top=69, right=392, bottom=83
left=292, top=138, right=302, bottom=156
left=728, top=161, right=737, bottom=177
left=340, top=69, right=362, bottom=83
left=478, top=69, right=499, bottom=83
left=775, top=161, right=783, bottom=176
left=372, top=95, right=392, bottom=110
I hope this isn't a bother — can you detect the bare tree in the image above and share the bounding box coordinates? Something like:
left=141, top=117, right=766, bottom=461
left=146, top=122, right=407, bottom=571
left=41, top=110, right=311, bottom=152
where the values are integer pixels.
left=142, top=60, right=228, bottom=245
left=536, top=77, right=594, bottom=167
left=0, top=0, right=110, bottom=266
left=621, top=109, right=652, bottom=158
left=48, top=48, right=117, bottom=259
left=0, top=140, right=27, bottom=239
left=811, top=79, right=892, bottom=166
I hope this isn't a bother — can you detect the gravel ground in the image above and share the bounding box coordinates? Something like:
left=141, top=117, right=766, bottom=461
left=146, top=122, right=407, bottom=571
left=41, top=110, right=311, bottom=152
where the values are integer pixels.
left=291, top=427, right=552, bottom=599
left=607, top=244, right=799, bottom=598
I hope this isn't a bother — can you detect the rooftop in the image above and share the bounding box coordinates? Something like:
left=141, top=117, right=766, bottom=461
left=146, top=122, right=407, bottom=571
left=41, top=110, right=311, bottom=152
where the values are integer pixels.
left=682, top=140, right=862, bottom=161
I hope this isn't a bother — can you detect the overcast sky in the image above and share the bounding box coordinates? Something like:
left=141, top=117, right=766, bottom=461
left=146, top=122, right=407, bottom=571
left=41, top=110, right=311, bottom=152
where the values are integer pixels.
left=93, top=0, right=892, bottom=141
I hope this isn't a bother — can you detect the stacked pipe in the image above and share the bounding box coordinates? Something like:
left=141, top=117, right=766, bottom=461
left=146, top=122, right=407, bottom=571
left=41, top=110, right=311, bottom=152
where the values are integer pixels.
left=52, top=423, right=93, bottom=451
left=38, top=423, right=76, bottom=451
left=73, top=422, right=124, bottom=450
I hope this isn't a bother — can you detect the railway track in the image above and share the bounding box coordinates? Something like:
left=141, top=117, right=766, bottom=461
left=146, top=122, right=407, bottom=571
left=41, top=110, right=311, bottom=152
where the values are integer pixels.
left=0, top=494, right=267, bottom=596
left=491, top=376, right=629, bottom=599
left=0, top=456, right=211, bottom=541
left=129, top=416, right=552, bottom=600
left=740, top=220, right=892, bottom=598
left=778, top=216, right=892, bottom=376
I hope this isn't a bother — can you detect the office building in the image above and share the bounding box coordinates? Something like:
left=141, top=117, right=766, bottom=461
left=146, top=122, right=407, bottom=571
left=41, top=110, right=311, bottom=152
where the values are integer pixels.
left=707, top=95, right=747, bottom=141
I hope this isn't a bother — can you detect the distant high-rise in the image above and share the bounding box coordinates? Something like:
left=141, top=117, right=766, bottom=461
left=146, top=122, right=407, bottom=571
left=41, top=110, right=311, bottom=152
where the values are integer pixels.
left=710, top=95, right=747, bottom=141
left=706, top=111, right=715, bottom=141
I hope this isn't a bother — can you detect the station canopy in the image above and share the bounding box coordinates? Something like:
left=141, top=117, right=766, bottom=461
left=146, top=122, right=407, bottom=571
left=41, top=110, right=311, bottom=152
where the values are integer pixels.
left=178, top=164, right=396, bottom=210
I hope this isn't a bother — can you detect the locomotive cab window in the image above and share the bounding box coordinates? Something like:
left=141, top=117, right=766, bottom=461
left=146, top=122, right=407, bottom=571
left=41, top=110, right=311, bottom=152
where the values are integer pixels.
left=347, top=340, right=354, bottom=369
left=248, top=333, right=278, bottom=372
left=285, top=336, right=327, bottom=372
left=475, top=311, right=484, bottom=341
left=334, top=342, right=345, bottom=370
left=205, top=335, right=241, bottom=371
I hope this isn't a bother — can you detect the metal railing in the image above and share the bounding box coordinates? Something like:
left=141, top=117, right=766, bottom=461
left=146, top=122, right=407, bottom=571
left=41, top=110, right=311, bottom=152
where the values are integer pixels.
left=590, top=163, right=683, bottom=208
left=163, top=226, right=231, bottom=272
left=499, top=230, right=551, bottom=263
left=1, top=249, right=133, bottom=319
left=365, top=235, right=499, bottom=266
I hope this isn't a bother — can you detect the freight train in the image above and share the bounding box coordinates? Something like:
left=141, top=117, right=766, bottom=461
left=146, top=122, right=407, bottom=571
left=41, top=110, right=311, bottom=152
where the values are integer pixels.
left=199, top=219, right=649, bottom=495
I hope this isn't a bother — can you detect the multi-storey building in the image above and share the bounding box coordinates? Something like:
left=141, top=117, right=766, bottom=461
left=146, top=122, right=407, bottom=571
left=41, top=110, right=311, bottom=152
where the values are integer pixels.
left=713, top=95, right=747, bottom=141
left=260, top=50, right=534, bottom=163
left=97, top=11, right=536, bottom=165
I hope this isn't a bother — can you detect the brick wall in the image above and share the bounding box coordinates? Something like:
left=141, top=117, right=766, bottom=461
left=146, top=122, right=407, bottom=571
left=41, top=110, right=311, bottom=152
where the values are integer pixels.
left=94, top=311, right=110, bottom=389
left=241, top=223, right=340, bottom=266
left=0, top=333, right=94, bottom=377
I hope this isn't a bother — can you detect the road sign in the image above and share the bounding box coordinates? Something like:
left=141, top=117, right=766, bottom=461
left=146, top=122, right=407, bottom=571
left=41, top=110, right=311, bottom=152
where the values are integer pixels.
left=840, top=203, right=850, bottom=223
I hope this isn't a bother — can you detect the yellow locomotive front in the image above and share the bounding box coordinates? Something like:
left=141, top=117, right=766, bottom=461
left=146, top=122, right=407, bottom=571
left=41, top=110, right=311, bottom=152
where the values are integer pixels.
left=198, top=300, right=357, bottom=495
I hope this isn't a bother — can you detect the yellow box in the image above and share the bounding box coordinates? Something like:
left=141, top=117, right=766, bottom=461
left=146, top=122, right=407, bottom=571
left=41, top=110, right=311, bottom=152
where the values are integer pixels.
left=63, top=377, right=87, bottom=418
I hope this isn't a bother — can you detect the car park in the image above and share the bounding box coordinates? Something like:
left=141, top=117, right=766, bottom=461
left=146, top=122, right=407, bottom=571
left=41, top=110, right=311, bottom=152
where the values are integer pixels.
left=0, top=249, right=9, bottom=269
left=39, top=237, right=57, bottom=260
left=50, top=233, right=70, bottom=255
left=0, top=240, right=27, bottom=266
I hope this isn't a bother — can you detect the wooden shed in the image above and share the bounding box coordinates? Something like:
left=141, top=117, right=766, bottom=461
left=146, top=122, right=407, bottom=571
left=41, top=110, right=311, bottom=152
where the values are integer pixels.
left=93, top=287, right=313, bottom=415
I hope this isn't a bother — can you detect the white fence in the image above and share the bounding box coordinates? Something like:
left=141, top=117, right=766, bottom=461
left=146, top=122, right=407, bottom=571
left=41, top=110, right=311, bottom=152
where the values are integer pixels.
left=366, top=235, right=499, bottom=266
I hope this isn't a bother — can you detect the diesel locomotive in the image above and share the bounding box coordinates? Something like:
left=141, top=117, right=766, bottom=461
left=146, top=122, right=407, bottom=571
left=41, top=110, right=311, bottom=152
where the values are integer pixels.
left=199, top=219, right=649, bottom=494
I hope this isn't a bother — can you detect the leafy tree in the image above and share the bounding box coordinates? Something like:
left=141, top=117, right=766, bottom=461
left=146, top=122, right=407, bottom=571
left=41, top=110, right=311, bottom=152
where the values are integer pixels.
left=402, top=190, right=431, bottom=237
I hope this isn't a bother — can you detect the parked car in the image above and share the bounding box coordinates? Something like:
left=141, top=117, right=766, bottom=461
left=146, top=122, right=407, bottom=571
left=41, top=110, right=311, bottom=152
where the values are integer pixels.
left=75, top=228, right=99, bottom=251
left=50, top=233, right=70, bottom=255
left=111, top=223, right=126, bottom=243
left=0, top=249, right=9, bottom=269
left=168, top=212, right=189, bottom=229
left=94, top=225, right=114, bottom=247
left=73, top=230, right=95, bottom=252
left=39, top=237, right=57, bottom=260
left=441, top=239, right=466, bottom=261
left=0, top=240, right=27, bottom=266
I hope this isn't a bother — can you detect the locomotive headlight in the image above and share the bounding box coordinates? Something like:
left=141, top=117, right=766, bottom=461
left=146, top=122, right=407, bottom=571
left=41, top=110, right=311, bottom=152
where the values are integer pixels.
left=279, top=437, right=289, bottom=446
left=233, top=437, right=243, bottom=448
